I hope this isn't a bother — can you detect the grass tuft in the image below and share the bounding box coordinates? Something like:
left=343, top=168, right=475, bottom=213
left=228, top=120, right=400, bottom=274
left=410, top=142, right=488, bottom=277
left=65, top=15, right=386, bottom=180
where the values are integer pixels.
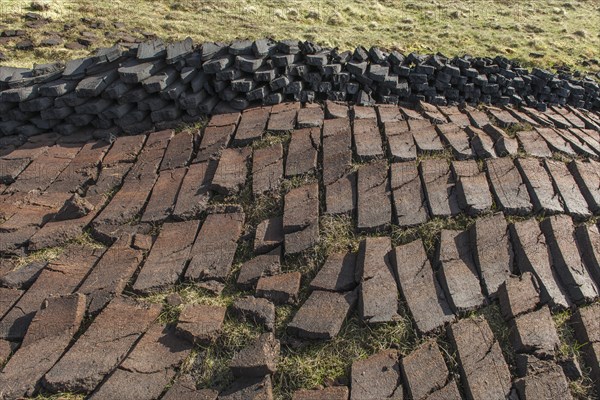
left=505, top=122, right=532, bottom=137
left=553, top=309, right=581, bottom=360
left=416, top=147, right=455, bottom=162
left=390, top=214, right=476, bottom=257
left=280, top=174, right=319, bottom=194
left=553, top=310, right=598, bottom=400
left=318, top=214, right=359, bottom=255
left=475, top=304, right=515, bottom=370
left=32, top=393, right=85, bottom=400
left=194, top=318, right=263, bottom=391
left=12, top=231, right=104, bottom=268
left=253, top=132, right=291, bottom=150
left=273, top=314, right=417, bottom=399
left=139, top=283, right=235, bottom=325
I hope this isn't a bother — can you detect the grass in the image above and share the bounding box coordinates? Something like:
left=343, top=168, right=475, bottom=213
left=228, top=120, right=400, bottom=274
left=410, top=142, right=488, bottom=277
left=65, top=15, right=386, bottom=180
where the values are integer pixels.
left=417, top=147, right=455, bottom=163
left=0, top=0, right=598, bottom=75
left=273, top=314, right=417, bottom=398
left=194, top=318, right=264, bottom=390
left=12, top=113, right=594, bottom=400
left=553, top=309, right=599, bottom=400
left=390, top=214, right=476, bottom=257
left=476, top=304, right=515, bottom=370
left=436, top=336, right=462, bottom=392
left=32, top=394, right=84, bottom=400
left=131, top=166, right=426, bottom=399
left=140, top=283, right=234, bottom=324
left=504, top=122, right=533, bottom=137
left=10, top=231, right=104, bottom=268
left=253, top=131, right=292, bottom=150
left=175, top=120, right=208, bottom=135
left=318, top=214, right=359, bottom=254
left=554, top=309, right=582, bottom=360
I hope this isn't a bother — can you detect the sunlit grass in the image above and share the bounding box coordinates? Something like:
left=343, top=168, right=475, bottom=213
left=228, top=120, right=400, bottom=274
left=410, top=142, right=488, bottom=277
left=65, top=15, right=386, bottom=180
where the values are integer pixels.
left=0, top=0, right=597, bottom=76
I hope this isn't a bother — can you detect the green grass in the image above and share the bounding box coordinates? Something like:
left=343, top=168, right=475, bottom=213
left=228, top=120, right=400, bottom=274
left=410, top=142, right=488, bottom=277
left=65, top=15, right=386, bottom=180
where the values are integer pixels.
left=0, top=0, right=598, bottom=75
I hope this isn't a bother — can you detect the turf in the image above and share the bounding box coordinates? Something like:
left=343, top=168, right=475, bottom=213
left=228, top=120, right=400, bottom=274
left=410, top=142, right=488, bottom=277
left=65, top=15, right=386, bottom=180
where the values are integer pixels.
left=0, top=0, right=598, bottom=75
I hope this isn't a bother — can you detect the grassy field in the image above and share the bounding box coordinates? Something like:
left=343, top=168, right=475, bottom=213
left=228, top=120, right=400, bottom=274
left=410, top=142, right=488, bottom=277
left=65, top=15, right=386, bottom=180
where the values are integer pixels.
left=0, top=0, right=598, bottom=74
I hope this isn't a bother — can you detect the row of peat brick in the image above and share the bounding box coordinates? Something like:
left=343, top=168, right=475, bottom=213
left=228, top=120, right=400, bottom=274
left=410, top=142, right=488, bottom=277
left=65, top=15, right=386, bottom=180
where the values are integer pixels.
left=0, top=237, right=596, bottom=400
left=1, top=114, right=600, bottom=393
left=1, top=38, right=599, bottom=141
left=0, top=266, right=591, bottom=400
left=121, top=201, right=600, bottom=342
left=250, top=212, right=600, bottom=338
left=2, top=101, right=600, bottom=257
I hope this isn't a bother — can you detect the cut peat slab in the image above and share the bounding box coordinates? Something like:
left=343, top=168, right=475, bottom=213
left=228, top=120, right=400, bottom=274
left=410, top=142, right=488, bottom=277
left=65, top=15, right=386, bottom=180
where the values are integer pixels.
left=447, top=317, right=512, bottom=400
left=356, top=237, right=399, bottom=324
left=486, top=158, right=532, bottom=216
left=390, top=161, right=429, bottom=227
left=357, top=160, right=391, bottom=232
left=437, top=229, right=485, bottom=313
left=393, top=239, right=454, bottom=334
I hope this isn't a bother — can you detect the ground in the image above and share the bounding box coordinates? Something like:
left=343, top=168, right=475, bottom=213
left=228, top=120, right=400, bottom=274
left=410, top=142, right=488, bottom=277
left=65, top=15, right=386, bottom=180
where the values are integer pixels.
left=2, top=102, right=600, bottom=399
left=0, top=0, right=598, bottom=74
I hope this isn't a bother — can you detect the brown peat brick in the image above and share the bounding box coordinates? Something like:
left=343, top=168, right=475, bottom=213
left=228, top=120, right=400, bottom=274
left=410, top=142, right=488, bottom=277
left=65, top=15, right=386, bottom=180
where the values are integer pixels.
left=356, top=237, right=399, bottom=323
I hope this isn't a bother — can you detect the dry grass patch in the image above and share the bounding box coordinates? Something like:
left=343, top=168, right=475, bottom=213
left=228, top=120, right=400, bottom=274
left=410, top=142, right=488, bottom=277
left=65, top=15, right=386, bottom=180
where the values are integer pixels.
left=416, top=147, right=455, bottom=163
left=390, top=214, right=476, bottom=257
left=11, top=231, right=104, bottom=268
left=273, top=314, right=417, bottom=399
left=32, top=394, right=85, bottom=400
left=139, top=283, right=235, bottom=324
left=253, top=131, right=292, bottom=150
left=318, top=214, right=359, bottom=255
left=193, top=318, right=264, bottom=391
left=553, top=309, right=598, bottom=400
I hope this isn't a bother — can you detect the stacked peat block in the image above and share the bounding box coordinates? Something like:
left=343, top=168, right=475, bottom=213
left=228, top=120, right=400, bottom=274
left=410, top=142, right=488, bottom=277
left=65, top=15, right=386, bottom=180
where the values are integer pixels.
left=1, top=38, right=600, bottom=140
